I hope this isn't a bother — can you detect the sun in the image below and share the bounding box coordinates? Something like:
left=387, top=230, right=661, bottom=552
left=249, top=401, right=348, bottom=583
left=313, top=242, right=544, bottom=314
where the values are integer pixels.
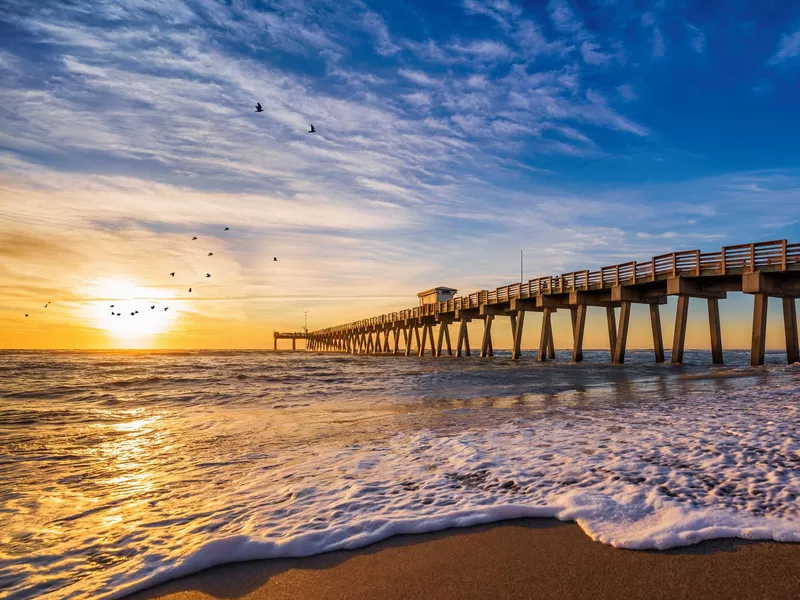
left=85, top=279, right=180, bottom=343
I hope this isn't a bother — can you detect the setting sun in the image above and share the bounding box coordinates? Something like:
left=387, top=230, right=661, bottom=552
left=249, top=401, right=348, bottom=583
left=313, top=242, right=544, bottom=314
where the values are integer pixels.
left=84, top=279, right=179, bottom=342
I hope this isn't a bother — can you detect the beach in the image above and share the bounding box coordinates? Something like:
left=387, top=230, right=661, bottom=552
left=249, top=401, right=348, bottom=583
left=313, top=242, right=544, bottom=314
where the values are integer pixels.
left=1, top=350, right=798, bottom=599
left=131, top=518, right=800, bottom=600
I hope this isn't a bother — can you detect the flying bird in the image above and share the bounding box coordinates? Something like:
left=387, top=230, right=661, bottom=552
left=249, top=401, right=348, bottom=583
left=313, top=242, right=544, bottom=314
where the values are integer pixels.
left=189, top=288, right=192, bottom=293
left=224, top=227, right=230, bottom=231
left=206, top=273, right=211, bottom=278
left=25, top=314, right=28, bottom=317
left=255, top=102, right=263, bottom=113
left=135, top=311, right=139, bottom=314
left=151, top=305, right=155, bottom=309
left=131, top=312, right=135, bottom=316
left=170, top=272, right=175, bottom=277
left=192, top=236, right=197, bottom=241
left=208, top=252, right=213, bottom=256
left=308, top=124, right=316, bottom=133
left=110, top=304, right=115, bottom=308
left=273, top=257, right=278, bottom=261
left=164, top=307, right=169, bottom=311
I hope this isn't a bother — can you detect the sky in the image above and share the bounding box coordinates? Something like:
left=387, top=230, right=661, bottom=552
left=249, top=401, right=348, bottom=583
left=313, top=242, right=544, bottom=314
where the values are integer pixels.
left=1, top=0, right=799, bottom=350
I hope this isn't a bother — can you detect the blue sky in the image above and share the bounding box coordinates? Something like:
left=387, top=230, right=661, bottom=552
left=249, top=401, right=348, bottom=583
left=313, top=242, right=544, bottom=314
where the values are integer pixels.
left=1, top=0, right=800, bottom=347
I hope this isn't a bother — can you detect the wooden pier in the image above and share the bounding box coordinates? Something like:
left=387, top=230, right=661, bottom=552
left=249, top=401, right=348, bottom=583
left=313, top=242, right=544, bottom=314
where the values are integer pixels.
left=273, top=331, right=308, bottom=351
left=306, top=240, right=800, bottom=366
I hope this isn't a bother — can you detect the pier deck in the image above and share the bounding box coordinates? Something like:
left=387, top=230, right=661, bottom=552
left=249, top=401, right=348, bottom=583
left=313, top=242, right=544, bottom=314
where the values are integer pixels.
left=273, top=331, right=308, bottom=351
left=306, top=240, right=800, bottom=366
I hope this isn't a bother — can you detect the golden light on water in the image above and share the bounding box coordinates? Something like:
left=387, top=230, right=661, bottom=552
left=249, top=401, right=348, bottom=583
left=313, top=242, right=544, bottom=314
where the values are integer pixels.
left=84, top=279, right=180, bottom=343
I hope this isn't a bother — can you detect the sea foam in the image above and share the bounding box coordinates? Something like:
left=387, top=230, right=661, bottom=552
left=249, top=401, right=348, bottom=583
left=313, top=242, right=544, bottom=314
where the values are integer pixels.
left=94, top=376, right=800, bottom=599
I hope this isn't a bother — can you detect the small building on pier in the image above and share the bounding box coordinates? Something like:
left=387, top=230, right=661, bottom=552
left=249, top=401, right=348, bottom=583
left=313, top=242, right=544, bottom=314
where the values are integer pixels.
left=417, top=286, right=458, bottom=306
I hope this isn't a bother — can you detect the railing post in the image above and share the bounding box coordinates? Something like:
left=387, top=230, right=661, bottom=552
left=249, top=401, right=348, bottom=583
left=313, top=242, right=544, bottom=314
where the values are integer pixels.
left=782, top=239, right=788, bottom=271
left=721, top=246, right=727, bottom=274
left=672, top=253, right=677, bottom=277
left=695, top=250, right=700, bottom=276
left=651, top=257, right=656, bottom=281
left=750, top=244, right=755, bottom=273
left=615, top=264, right=620, bottom=286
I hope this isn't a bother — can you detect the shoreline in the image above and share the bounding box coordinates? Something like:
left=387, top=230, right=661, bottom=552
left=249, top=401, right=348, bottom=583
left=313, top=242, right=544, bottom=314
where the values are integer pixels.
left=128, top=518, right=800, bottom=600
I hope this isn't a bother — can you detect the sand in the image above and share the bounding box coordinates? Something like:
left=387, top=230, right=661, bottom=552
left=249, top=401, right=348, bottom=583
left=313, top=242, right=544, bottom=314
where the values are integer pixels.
left=127, top=518, right=800, bottom=600
left=125, top=519, right=800, bottom=600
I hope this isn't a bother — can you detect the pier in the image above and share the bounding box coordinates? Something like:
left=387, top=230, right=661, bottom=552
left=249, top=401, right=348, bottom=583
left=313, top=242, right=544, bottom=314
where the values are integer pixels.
left=273, top=330, right=308, bottom=351
left=306, top=240, right=800, bottom=366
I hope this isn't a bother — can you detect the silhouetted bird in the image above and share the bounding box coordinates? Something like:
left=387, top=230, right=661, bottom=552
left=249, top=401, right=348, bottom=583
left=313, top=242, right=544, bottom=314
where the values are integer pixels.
left=224, top=227, right=230, bottom=231
left=131, top=312, right=135, bottom=316
left=110, top=304, right=114, bottom=307
left=170, top=272, right=175, bottom=277
left=308, top=124, right=316, bottom=133
left=192, top=236, right=197, bottom=241
left=25, top=314, right=28, bottom=317
left=189, top=288, right=192, bottom=292
left=164, top=307, right=169, bottom=311
left=273, top=257, right=278, bottom=261
left=208, top=252, right=213, bottom=256
left=151, top=305, right=155, bottom=309
left=135, top=311, right=139, bottom=314
left=255, top=103, right=263, bottom=113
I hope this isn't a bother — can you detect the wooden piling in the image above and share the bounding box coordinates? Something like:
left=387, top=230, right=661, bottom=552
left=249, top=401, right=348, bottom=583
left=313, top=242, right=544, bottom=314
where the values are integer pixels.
left=750, top=294, right=768, bottom=366
left=606, top=306, right=617, bottom=360
left=783, top=298, right=799, bottom=364
left=419, top=325, right=428, bottom=357
left=672, top=296, right=689, bottom=364
left=512, top=310, right=525, bottom=360
left=649, top=304, right=664, bottom=363
left=707, top=298, right=723, bottom=365
left=572, top=305, right=586, bottom=362
left=538, top=308, right=553, bottom=362
left=480, top=315, right=494, bottom=358
left=613, top=301, right=631, bottom=364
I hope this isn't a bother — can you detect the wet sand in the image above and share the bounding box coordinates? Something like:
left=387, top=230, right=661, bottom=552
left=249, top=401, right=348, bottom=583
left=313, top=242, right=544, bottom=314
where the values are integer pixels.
left=129, top=518, right=800, bottom=600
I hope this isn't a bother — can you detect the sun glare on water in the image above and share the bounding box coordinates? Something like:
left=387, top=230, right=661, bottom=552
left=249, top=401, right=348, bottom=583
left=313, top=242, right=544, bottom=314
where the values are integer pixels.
left=86, top=279, right=180, bottom=344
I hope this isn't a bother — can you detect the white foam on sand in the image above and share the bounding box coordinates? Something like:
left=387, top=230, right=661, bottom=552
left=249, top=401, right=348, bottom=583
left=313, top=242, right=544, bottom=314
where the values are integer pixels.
left=52, top=376, right=798, bottom=600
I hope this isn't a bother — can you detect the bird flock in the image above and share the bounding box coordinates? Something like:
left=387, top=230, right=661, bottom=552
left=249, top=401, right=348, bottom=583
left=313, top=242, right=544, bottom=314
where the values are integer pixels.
left=23, top=102, right=293, bottom=321
left=24, top=224, right=279, bottom=320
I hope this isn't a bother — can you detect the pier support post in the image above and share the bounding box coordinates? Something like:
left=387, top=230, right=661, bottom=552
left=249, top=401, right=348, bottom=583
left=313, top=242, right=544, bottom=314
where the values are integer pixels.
left=672, top=296, right=690, bottom=364
left=392, top=329, right=400, bottom=355
left=480, top=315, right=494, bottom=358
left=427, top=323, right=436, bottom=356
left=274, top=337, right=277, bottom=351
left=435, top=323, right=446, bottom=357
left=419, top=325, right=428, bottom=357
left=404, top=326, right=414, bottom=356
left=538, top=308, right=553, bottom=362
left=613, top=301, right=631, bottom=364
left=384, top=331, right=391, bottom=353
left=606, top=306, right=617, bottom=361
left=783, top=298, right=799, bottom=364
left=708, top=298, right=724, bottom=365
left=512, top=310, right=525, bottom=360
left=572, top=305, right=586, bottom=362
left=750, top=294, right=768, bottom=366
left=456, top=320, right=471, bottom=357
left=547, top=326, right=555, bottom=359
left=650, top=304, right=664, bottom=363
left=292, top=338, right=296, bottom=351
left=443, top=323, right=452, bottom=355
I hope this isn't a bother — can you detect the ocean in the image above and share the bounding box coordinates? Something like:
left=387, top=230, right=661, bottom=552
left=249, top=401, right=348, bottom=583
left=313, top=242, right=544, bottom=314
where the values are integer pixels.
left=1, top=349, right=798, bottom=599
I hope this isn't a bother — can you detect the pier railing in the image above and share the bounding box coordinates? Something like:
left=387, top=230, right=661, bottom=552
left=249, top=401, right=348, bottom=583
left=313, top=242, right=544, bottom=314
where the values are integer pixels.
left=312, top=240, right=799, bottom=336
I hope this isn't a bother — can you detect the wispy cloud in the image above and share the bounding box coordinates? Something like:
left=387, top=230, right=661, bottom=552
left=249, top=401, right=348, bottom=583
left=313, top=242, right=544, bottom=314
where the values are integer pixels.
left=768, top=28, right=800, bottom=65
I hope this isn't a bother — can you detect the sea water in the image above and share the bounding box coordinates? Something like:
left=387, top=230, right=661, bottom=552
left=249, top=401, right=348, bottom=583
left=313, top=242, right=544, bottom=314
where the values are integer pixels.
left=0, top=349, right=798, bottom=599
